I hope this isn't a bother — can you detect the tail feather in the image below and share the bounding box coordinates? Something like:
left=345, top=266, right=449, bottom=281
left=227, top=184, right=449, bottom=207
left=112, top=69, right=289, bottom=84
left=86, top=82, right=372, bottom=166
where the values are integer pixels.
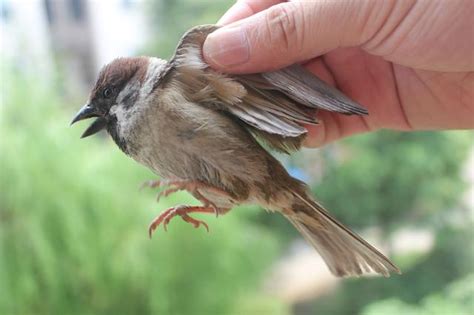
left=286, top=192, right=400, bottom=277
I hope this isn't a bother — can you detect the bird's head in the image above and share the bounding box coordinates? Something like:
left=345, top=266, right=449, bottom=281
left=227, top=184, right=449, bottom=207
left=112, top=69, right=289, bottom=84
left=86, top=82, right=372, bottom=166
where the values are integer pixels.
left=71, top=56, right=166, bottom=152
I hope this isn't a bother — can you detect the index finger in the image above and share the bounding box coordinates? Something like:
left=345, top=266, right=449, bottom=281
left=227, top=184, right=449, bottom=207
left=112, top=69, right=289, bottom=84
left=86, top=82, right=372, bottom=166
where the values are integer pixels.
left=218, top=0, right=285, bottom=25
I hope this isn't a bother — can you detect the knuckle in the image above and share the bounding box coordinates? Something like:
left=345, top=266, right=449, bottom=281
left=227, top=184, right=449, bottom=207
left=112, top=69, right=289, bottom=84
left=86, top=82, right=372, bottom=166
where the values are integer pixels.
left=264, top=3, right=302, bottom=54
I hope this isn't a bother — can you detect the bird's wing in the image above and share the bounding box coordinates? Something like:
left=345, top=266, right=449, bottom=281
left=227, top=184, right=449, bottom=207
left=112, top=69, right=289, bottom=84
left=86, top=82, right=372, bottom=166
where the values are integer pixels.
left=165, top=25, right=367, bottom=151
left=240, top=65, right=368, bottom=115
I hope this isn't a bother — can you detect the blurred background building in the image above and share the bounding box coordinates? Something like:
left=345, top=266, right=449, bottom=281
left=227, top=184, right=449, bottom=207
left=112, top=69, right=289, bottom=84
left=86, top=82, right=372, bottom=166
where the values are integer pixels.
left=1, top=1, right=473, bottom=315
left=0, top=0, right=147, bottom=95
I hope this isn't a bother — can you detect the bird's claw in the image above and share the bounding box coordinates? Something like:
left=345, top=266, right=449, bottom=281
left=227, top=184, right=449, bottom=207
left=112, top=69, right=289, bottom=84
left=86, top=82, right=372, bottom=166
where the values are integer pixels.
left=163, top=212, right=209, bottom=232
left=148, top=205, right=213, bottom=238
left=140, top=179, right=192, bottom=201
left=155, top=187, right=181, bottom=202
left=140, top=179, right=163, bottom=191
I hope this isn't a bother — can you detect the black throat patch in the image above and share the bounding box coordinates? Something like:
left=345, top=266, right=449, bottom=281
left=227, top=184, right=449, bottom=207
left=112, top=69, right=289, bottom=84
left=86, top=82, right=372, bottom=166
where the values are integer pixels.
left=107, top=115, right=129, bottom=155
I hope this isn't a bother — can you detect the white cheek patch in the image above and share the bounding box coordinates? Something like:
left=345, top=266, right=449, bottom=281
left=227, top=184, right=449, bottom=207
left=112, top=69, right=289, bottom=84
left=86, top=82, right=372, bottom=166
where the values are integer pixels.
left=109, top=104, right=125, bottom=123
left=109, top=103, right=139, bottom=139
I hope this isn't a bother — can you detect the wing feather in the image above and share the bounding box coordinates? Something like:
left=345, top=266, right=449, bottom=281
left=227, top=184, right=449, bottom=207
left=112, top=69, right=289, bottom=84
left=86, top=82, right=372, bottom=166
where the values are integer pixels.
left=262, top=65, right=368, bottom=115
left=165, top=25, right=368, bottom=151
left=228, top=103, right=306, bottom=137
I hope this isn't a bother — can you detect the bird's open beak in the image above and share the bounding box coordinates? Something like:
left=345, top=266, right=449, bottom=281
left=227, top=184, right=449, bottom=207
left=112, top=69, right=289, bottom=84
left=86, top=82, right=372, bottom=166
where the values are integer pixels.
left=71, top=103, right=107, bottom=138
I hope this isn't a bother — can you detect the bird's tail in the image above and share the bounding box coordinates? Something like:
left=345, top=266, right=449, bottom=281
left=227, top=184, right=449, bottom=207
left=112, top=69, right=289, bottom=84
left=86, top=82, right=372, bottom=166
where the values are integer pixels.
left=285, top=191, right=400, bottom=277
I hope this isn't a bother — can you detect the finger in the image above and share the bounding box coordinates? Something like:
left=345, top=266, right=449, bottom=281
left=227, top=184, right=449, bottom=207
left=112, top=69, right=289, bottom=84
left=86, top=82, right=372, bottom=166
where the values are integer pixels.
left=303, top=112, right=371, bottom=148
left=218, top=0, right=285, bottom=25
left=204, top=0, right=389, bottom=73
left=299, top=58, right=371, bottom=147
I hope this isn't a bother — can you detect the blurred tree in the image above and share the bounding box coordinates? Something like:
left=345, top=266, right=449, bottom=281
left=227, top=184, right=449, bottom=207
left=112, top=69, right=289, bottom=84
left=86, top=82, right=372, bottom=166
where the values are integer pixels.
left=295, top=127, right=472, bottom=315
left=315, top=131, right=471, bottom=234
left=301, top=222, right=474, bottom=315
left=361, top=273, right=474, bottom=315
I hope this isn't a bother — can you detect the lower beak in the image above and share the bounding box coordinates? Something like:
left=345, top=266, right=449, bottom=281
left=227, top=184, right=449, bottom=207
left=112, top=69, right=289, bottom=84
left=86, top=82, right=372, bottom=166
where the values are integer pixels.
left=71, top=103, right=107, bottom=138
left=80, top=117, right=107, bottom=138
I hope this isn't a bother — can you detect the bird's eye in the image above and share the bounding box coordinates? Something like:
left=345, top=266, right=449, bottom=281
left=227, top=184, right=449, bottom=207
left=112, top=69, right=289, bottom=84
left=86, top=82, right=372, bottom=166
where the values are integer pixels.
left=103, top=88, right=113, bottom=98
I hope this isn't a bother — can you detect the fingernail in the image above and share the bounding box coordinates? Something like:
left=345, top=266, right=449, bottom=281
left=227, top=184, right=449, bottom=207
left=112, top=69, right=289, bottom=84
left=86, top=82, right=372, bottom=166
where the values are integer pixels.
left=203, top=26, right=249, bottom=68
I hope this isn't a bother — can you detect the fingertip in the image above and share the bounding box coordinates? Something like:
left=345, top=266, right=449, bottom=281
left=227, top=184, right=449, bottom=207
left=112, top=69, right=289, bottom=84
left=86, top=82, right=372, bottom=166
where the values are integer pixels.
left=203, top=21, right=296, bottom=73
left=203, top=26, right=250, bottom=69
left=303, top=111, right=342, bottom=148
left=303, top=123, right=327, bottom=148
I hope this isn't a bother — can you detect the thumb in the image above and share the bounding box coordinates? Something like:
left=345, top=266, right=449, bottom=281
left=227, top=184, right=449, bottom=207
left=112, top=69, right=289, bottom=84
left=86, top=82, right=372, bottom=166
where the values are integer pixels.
left=203, top=1, right=383, bottom=73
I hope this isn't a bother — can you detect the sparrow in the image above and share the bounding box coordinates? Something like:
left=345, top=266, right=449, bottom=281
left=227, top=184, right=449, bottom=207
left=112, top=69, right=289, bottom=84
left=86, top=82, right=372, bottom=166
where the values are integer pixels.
left=71, top=25, right=400, bottom=277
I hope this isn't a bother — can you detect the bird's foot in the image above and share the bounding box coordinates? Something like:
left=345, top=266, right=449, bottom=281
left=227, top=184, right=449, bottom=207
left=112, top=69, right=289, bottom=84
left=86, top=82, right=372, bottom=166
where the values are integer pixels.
left=142, top=179, right=230, bottom=217
left=148, top=205, right=216, bottom=237
left=141, top=179, right=194, bottom=198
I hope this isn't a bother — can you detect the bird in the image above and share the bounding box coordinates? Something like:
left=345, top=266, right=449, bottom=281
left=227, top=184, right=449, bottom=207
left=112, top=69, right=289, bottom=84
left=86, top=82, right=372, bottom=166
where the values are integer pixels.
left=71, top=24, right=400, bottom=277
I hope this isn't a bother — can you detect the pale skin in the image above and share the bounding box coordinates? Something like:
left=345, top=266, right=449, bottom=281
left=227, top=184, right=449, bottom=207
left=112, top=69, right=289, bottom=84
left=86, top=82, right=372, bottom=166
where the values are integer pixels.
left=203, top=0, right=474, bottom=147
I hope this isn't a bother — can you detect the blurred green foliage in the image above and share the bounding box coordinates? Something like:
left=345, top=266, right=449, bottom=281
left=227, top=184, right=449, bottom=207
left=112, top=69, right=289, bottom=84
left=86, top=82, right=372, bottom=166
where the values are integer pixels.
left=1, top=0, right=473, bottom=314
left=303, top=126, right=473, bottom=315
left=0, top=69, right=287, bottom=315
left=302, top=223, right=474, bottom=315
left=316, top=131, right=471, bottom=232
left=143, top=0, right=232, bottom=57
left=361, top=274, right=474, bottom=315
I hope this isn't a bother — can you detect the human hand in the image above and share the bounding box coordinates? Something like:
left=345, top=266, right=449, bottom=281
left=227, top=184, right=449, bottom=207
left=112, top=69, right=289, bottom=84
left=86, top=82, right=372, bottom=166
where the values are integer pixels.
left=203, top=0, right=474, bottom=147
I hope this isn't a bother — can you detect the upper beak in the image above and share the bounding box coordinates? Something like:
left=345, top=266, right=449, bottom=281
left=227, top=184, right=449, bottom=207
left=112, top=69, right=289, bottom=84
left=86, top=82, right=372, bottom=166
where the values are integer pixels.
left=71, top=103, right=107, bottom=138
left=71, top=103, right=99, bottom=125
